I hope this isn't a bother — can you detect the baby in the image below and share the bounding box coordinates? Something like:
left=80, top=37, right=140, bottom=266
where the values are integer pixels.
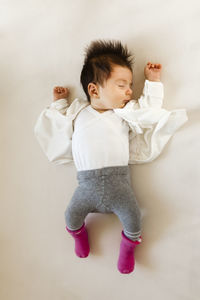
left=34, top=40, right=188, bottom=274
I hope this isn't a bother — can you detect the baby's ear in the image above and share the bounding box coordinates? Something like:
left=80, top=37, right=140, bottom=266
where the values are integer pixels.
left=88, top=83, right=99, bottom=98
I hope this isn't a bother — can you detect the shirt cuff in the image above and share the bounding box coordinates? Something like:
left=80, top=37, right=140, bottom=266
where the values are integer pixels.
left=50, top=98, right=68, bottom=110
left=143, top=80, right=164, bottom=98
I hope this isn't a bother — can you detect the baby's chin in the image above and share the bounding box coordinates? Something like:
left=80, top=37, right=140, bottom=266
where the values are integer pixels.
left=111, top=104, right=125, bottom=110
left=111, top=102, right=127, bottom=109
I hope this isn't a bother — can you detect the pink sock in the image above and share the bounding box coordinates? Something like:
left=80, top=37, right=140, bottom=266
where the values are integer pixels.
left=117, top=231, right=142, bottom=274
left=66, top=223, right=90, bottom=258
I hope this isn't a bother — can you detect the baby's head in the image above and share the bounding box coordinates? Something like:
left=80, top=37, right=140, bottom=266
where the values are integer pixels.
left=80, top=40, right=134, bottom=110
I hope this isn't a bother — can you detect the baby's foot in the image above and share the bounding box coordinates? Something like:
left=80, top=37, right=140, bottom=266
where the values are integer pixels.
left=117, top=231, right=141, bottom=274
left=66, top=223, right=90, bottom=258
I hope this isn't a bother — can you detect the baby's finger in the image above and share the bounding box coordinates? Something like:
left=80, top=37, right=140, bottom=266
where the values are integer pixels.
left=58, top=87, right=65, bottom=93
left=147, top=62, right=152, bottom=68
left=153, top=64, right=161, bottom=69
left=54, top=86, right=61, bottom=92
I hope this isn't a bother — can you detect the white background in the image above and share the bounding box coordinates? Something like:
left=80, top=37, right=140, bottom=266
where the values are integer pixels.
left=0, top=0, right=200, bottom=299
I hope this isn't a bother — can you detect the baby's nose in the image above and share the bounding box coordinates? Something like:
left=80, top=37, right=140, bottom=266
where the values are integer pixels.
left=126, top=87, right=133, bottom=95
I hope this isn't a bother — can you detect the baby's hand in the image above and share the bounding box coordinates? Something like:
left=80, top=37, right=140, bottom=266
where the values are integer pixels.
left=144, top=62, right=162, bottom=82
left=53, top=86, right=69, bottom=101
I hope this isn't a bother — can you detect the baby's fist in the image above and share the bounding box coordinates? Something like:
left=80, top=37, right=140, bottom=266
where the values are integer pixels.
left=144, top=62, right=162, bottom=82
left=53, top=86, right=69, bottom=101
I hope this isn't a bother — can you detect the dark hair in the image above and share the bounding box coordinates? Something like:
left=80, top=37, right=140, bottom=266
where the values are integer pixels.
left=80, top=39, right=134, bottom=102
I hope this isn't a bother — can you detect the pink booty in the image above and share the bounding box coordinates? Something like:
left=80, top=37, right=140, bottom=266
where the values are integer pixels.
left=66, top=223, right=90, bottom=258
left=117, top=231, right=141, bottom=274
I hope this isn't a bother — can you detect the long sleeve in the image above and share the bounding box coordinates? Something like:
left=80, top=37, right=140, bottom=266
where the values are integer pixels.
left=138, top=79, right=164, bottom=109
left=34, top=98, right=74, bottom=165
left=114, top=80, right=188, bottom=164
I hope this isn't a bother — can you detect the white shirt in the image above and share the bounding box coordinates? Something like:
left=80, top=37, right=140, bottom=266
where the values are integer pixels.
left=72, top=105, right=130, bottom=171
left=34, top=80, right=188, bottom=167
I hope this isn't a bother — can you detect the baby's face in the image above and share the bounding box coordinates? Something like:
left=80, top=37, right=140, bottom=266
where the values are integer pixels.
left=91, top=65, right=133, bottom=111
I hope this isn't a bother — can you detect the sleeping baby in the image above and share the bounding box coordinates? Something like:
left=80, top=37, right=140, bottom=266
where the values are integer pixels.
left=34, top=40, right=188, bottom=274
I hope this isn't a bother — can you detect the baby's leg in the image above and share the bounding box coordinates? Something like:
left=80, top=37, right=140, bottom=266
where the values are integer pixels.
left=112, top=185, right=142, bottom=241
left=115, top=203, right=142, bottom=242
left=65, top=185, right=97, bottom=258
left=65, top=175, right=102, bottom=258
left=65, top=185, right=92, bottom=231
left=111, top=180, right=142, bottom=273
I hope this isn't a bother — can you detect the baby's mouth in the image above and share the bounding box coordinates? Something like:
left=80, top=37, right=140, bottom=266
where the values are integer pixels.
left=119, top=100, right=131, bottom=108
left=123, top=100, right=130, bottom=106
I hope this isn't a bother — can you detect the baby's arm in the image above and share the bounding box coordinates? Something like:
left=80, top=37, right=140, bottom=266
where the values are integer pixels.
left=137, top=62, right=163, bottom=109
left=34, top=86, right=73, bottom=165
left=128, top=62, right=188, bottom=164
left=144, top=62, right=162, bottom=82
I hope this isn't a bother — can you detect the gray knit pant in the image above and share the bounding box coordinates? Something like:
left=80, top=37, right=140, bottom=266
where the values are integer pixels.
left=65, top=165, right=142, bottom=241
